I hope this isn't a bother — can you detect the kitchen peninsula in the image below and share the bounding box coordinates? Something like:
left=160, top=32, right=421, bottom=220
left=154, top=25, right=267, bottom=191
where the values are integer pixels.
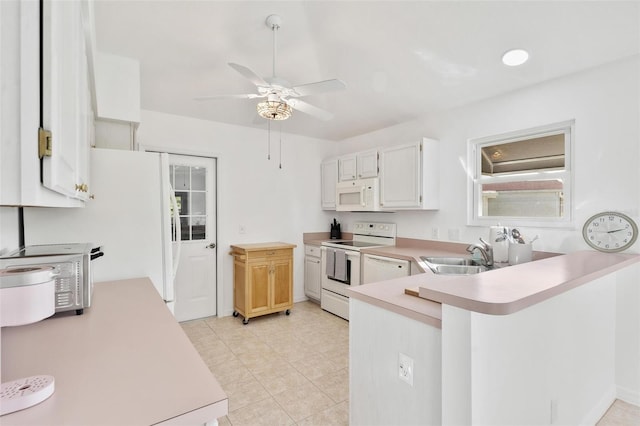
left=1, top=278, right=228, bottom=425
left=348, top=243, right=640, bottom=425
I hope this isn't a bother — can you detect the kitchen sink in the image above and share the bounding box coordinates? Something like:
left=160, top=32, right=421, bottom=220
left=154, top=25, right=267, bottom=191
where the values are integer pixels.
left=419, top=256, right=489, bottom=275
left=421, top=257, right=480, bottom=266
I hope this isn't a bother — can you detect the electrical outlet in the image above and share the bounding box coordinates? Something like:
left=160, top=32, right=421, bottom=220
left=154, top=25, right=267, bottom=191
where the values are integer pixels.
left=239, top=225, right=246, bottom=234
left=398, top=353, right=414, bottom=386
left=431, top=227, right=439, bottom=239
left=448, top=228, right=460, bottom=241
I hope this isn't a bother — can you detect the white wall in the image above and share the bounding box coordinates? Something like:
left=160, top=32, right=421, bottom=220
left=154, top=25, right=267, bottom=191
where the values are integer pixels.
left=616, top=263, right=640, bottom=405
left=334, top=56, right=640, bottom=406
left=350, top=298, right=441, bottom=425
left=443, top=273, right=618, bottom=425
left=0, top=207, right=19, bottom=255
left=135, top=111, right=336, bottom=315
left=328, top=56, right=640, bottom=255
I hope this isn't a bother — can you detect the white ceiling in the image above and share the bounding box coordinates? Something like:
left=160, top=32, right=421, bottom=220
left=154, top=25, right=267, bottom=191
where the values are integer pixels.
left=93, top=1, right=640, bottom=141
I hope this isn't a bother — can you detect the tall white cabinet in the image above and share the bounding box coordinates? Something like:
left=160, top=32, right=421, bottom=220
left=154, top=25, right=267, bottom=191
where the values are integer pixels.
left=0, top=0, right=95, bottom=207
left=321, top=158, right=338, bottom=210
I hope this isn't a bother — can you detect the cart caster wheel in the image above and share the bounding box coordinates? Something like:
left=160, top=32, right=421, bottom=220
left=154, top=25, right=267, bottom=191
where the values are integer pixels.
left=242, top=318, right=249, bottom=325
left=285, top=309, right=290, bottom=315
left=232, top=311, right=239, bottom=317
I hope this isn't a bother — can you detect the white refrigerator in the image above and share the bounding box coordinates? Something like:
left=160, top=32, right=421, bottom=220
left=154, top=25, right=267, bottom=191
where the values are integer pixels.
left=24, top=148, right=179, bottom=311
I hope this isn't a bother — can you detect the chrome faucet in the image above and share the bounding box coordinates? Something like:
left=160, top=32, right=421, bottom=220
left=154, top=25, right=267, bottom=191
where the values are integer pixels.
left=466, top=238, right=494, bottom=267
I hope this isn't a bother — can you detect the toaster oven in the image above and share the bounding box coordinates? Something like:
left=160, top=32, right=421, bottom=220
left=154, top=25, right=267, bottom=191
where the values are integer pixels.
left=0, top=243, right=104, bottom=315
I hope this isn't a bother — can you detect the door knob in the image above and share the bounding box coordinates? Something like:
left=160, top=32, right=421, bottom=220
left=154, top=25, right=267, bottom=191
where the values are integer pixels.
left=206, top=243, right=216, bottom=249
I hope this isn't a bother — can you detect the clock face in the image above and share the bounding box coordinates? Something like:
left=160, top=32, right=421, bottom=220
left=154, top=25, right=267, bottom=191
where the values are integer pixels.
left=583, top=212, right=638, bottom=253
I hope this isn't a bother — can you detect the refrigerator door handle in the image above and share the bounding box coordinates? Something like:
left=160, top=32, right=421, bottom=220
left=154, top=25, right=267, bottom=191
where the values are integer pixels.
left=168, top=183, right=182, bottom=279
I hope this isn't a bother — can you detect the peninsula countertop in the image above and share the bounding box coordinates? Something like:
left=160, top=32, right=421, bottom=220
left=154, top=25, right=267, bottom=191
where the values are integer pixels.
left=348, top=240, right=639, bottom=321
left=1, top=277, right=228, bottom=425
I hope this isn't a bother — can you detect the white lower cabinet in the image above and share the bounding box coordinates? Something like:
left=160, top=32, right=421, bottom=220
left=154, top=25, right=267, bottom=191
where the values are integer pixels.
left=304, top=245, right=322, bottom=302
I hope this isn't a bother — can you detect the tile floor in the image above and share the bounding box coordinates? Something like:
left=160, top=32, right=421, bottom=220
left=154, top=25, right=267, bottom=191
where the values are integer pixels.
left=180, top=301, right=349, bottom=426
left=181, top=300, right=639, bottom=426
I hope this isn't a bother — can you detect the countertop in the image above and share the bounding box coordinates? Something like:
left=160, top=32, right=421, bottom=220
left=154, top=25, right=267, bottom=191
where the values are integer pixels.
left=1, top=278, right=228, bottom=425
left=349, top=242, right=639, bottom=319
left=230, top=241, right=297, bottom=251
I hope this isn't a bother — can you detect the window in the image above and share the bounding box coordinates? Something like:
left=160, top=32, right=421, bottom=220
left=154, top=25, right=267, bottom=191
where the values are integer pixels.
left=170, top=164, right=207, bottom=240
left=468, top=121, right=573, bottom=227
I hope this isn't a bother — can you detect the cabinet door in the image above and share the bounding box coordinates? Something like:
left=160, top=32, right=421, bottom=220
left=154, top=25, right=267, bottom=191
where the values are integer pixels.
left=41, top=0, right=92, bottom=201
left=304, top=255, right=322, bottom=301
left=321, top=159, right=338, bottom=210
left=379, top=141, right=422, bottom=209
left=338, top=154, right=357, bottom=181
left=271, top=258, right=293, bottom=309
left=357, top=150, right=378, bottom=179
left=248, top=262, right=270, bottom=314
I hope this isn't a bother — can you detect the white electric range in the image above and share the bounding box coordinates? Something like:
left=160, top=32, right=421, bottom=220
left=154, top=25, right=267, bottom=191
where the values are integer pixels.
left=321, top=222, right=396, bottom=320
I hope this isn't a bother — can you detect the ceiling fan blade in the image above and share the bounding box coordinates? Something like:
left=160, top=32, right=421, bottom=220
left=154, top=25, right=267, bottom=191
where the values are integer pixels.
left=292, top=79, right=346, bottom=97
left=228, top=62, right=269, bottom=87
left=194, top=93, right=263, bottom=101
left=286, top=99, right=334, bottom=121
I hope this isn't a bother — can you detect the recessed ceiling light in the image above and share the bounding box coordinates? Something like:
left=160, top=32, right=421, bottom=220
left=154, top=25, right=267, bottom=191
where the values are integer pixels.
left=502, top=49, right=529, bottom=66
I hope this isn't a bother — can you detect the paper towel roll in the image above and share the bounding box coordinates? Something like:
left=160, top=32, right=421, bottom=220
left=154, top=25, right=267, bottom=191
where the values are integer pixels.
left=489, top=226, right=509, bottom=263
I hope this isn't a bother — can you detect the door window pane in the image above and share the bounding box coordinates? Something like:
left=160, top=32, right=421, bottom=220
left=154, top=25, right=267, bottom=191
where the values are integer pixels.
left=180, top=217, right=190, bottom=241
left=192, top=217, right=206, bottom=240
left=191, top=192, right=206, bottom=215
left=174, top=166, right=190, bottom=190
left=171, top=164, right=208, bottom=241
left=175, top=192, right=189, bottom=215
left=192, top=167, right=206, bottom=191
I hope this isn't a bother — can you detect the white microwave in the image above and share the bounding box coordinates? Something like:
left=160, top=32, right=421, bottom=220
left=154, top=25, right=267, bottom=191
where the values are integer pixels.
left=336, top=178, right=381, bottom=211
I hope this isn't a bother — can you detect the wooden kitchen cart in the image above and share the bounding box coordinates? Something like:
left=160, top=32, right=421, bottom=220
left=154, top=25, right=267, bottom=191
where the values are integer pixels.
left=229, top=242, right=296, bottom=324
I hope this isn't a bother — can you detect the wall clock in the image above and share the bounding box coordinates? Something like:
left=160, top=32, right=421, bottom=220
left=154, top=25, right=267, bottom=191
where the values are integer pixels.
left=582, top=211, right=638, bottom=253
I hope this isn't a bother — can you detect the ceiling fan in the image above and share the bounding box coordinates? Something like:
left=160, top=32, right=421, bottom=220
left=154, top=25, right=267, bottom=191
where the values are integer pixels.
left=195, top=14, right=346, bottom=121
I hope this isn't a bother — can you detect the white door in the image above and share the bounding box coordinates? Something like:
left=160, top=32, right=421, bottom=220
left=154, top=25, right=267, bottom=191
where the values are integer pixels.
left=169, top=154, right=217, bottom=322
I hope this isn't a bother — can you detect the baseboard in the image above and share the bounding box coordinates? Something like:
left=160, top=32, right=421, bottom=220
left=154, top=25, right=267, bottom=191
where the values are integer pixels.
left=617, top=385, right=640, bottom=406
left=582, top=385, right=616, bottom=425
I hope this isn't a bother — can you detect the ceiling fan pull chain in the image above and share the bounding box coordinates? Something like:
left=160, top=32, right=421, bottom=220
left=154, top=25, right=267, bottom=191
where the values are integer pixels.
left=279, top=121, right=283, bottom=169
left=267, top=120, right=271, bottom=160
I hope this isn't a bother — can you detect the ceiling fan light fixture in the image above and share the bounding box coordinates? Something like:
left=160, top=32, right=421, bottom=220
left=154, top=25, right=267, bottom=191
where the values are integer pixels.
left=257, top=100, right=292, bottom=120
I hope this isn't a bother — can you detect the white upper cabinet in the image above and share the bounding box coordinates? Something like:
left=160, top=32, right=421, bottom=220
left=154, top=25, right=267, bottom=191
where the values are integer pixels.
left=321, top=158, right=339, bottom=210
left=41, top=0, right=95, bottom=202
left=379, top=138, right=439, bottom=210
left=0, top=0, right=95, bottom=207
left=338, top=150, right=378, bottom=181
left=338, top=154, right=357, bottom=181
left=356, top=149, right=378, bottom=179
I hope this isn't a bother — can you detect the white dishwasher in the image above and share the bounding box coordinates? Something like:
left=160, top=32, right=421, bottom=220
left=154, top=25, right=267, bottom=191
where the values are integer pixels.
left=362, top=254, right=410, bottom=284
